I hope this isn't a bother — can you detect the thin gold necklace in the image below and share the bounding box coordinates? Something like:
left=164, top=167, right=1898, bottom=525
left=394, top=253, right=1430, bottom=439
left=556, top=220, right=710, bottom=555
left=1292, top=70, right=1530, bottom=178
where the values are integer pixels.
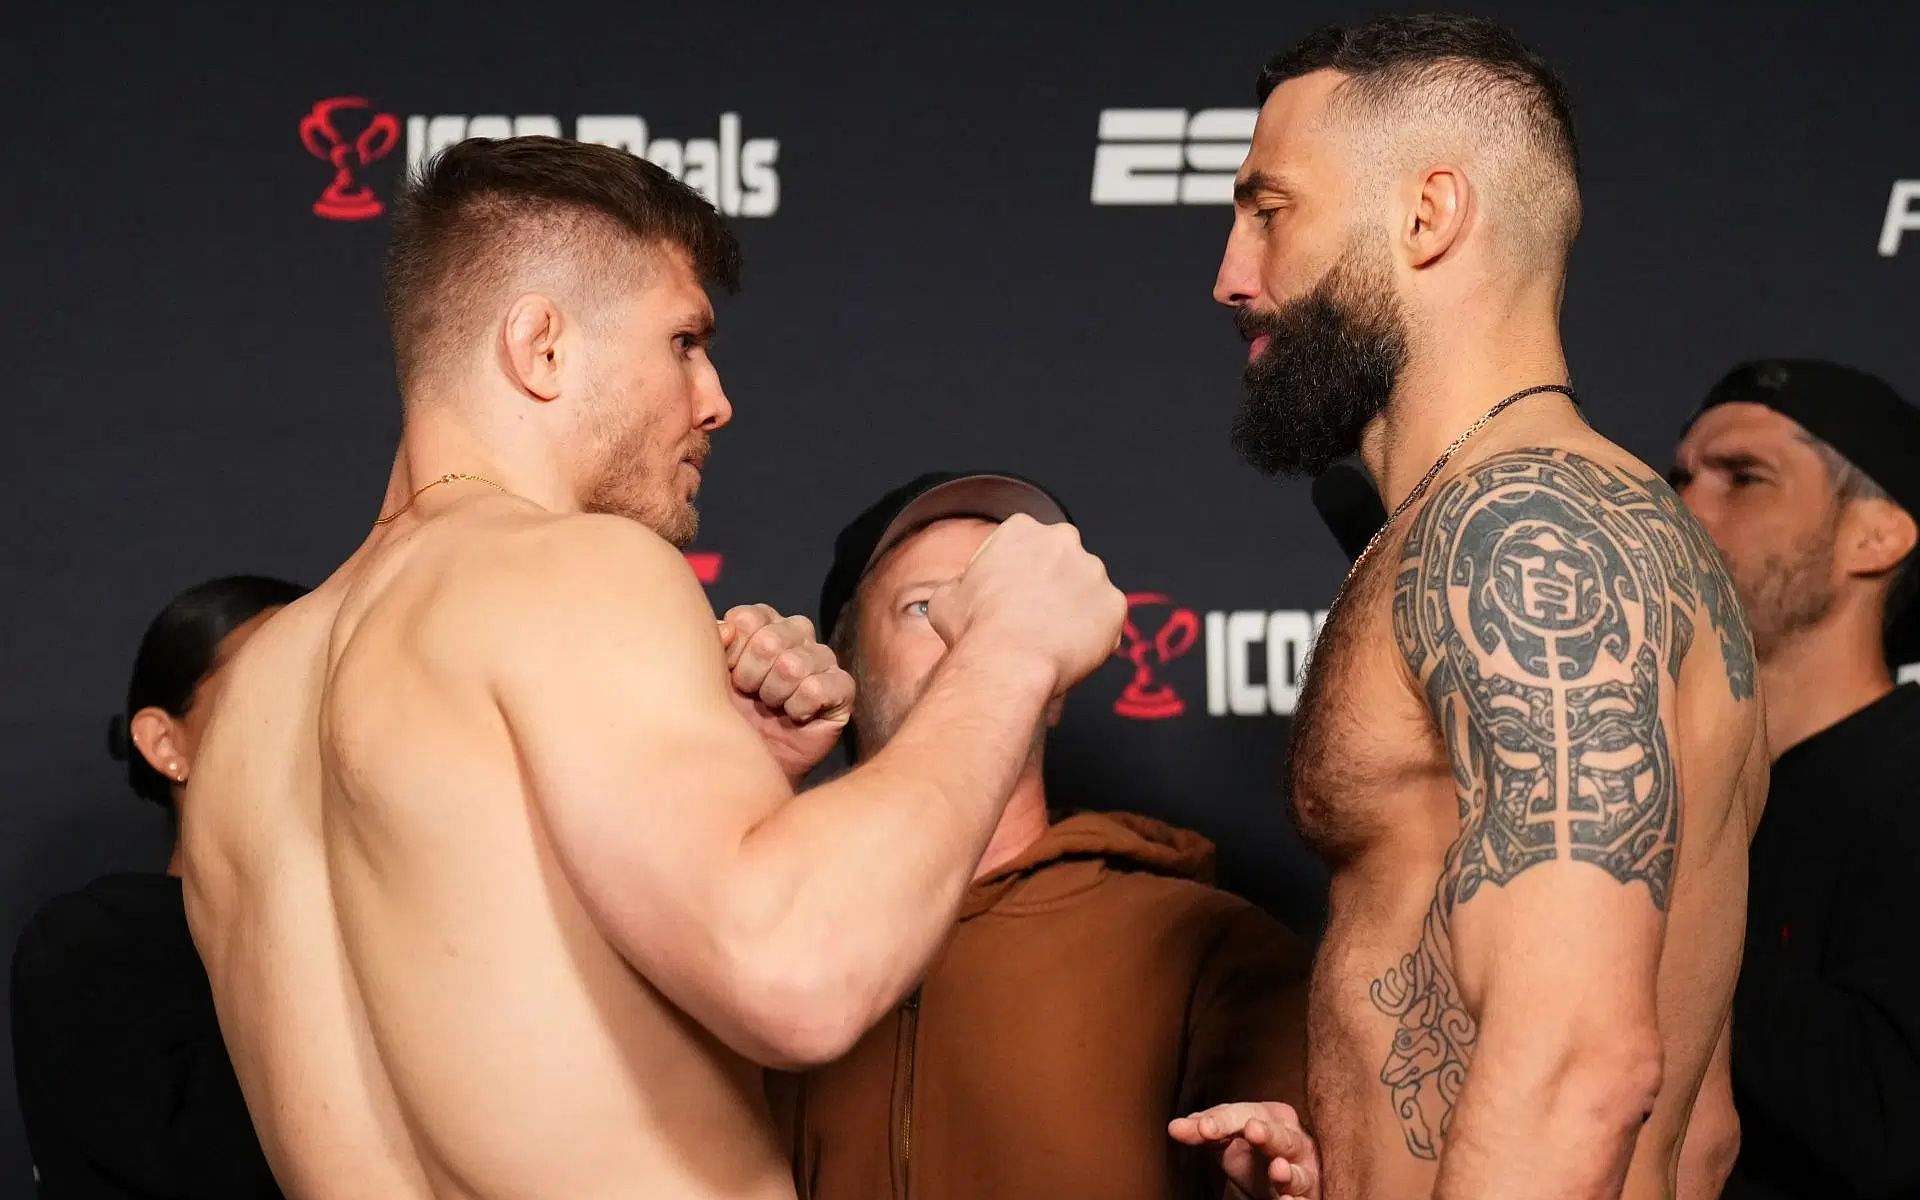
left=1334, top=383, right=1576, bottom=605
left=374, top=473, right=509, bottom=526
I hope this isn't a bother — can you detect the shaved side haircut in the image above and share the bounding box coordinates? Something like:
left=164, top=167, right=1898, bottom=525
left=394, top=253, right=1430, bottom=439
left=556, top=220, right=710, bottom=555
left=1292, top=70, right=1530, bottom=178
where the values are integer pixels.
left=1259, top=13, right=1581, bottom=269
left=1802, top=435, right=1920, bottom=630
left=383, top=136, right=742, bottom=397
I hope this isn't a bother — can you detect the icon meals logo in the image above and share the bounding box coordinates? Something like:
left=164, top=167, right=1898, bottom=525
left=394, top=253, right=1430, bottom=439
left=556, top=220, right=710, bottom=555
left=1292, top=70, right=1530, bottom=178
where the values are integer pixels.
left=1090, top=108, right=1255, bottom=205
left=301, top=97, right=400, bottom=221
left=1113, top=593, right=1201, bottom=719
left=1108, top=593, right=1328, bottom=720
left=407, top=113, right=779, bottom=217
left=300, top=100, right=782, bottom=221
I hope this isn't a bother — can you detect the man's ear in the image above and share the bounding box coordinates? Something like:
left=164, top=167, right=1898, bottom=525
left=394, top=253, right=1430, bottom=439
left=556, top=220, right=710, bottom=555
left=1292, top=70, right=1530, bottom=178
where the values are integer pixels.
left=1405, top=164, right=1470, bottom=269
left=502, top=293, right=564, bottom=401
left=1843, top=497, right=1919, bottom=580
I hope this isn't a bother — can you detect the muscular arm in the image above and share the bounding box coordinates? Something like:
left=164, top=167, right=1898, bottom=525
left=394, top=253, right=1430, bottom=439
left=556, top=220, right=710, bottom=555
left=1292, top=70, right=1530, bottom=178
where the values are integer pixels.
left=1382, top=449, right=1754, bottom=1200
left=495, top=516, right=1082, bottom=1070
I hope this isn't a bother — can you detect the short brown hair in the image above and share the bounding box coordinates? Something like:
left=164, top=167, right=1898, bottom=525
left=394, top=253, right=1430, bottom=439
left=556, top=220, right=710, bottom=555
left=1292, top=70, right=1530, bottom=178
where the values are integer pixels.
left=383, top=136, right=742, bottom=392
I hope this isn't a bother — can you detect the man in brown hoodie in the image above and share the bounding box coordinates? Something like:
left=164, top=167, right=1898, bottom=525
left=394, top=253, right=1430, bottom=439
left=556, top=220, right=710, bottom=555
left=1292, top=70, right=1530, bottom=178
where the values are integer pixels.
left=775, top=471, right=1318, bottom=1199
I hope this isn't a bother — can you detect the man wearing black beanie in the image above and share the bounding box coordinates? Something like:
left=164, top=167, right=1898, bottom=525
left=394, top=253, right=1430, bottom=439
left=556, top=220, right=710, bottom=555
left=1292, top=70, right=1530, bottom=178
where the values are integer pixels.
left=1672, top=359, right=1920, bottom=1200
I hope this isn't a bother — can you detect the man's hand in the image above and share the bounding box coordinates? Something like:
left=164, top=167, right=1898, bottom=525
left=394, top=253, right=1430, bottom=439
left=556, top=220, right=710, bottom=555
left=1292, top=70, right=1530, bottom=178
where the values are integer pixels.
left=925, top=513, right=1125, bottom=694
left=717, top=604, right=853, bottom=780
left=1170, top=1102, right=1320, bottom=1199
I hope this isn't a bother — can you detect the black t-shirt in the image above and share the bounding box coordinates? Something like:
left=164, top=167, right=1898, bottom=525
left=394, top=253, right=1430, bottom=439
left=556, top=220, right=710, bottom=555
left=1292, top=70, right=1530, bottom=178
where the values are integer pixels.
left=10, top=873, right=280, bottom=1198
left=1727, top=683, right=1920, bottom=1200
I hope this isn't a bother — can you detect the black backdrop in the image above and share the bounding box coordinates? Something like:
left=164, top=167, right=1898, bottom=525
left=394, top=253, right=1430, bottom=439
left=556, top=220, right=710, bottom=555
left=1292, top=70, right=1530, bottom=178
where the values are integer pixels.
left=7, top=1, right=1917, bottom=1187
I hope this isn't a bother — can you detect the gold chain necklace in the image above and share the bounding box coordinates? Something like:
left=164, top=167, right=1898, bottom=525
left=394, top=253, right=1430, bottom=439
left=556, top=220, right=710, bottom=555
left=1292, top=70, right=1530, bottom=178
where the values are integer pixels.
left=373, top=473, right=509, bottom=526
left=1333, top=383, right=1576, bottom=605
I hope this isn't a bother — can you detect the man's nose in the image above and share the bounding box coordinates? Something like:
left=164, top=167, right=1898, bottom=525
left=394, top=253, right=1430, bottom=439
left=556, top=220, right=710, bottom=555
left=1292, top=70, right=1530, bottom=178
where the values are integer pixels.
left=1672, top=471, right=1703, bottom=510
left=697, top=372, right=733, bottom=432
left=1672, top=477, right=1723, bottom=538
left=1213, top=226, right=1260, bottom=308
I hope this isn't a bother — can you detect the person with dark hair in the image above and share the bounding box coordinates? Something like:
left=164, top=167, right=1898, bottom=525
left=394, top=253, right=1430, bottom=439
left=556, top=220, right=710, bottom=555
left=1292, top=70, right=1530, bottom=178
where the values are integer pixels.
left=12, top=575, right=302, bottom=1198
left=181, top=136, right=1123, bottom=1199
left=775, top=471, right=1316, bottom=1200
left=1671, top=360, right=1920, bottom=1200
left=1198, top=14, right=1767, bottom=1199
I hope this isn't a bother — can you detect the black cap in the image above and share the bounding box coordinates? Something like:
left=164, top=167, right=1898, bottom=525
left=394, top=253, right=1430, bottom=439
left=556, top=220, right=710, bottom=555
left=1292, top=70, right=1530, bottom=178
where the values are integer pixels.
left=818, top=471, right=1071, bottom=643
left=1687, top=359, right=1920, bottom=518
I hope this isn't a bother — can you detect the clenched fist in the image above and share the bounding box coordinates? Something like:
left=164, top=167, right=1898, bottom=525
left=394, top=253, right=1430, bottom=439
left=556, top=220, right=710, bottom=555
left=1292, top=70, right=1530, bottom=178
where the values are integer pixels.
left=717, top=604, right=855, bottom=781
left=1169, top=1101, right=1320, bottom=1199
left=924, top=513, right=1125, bottom=695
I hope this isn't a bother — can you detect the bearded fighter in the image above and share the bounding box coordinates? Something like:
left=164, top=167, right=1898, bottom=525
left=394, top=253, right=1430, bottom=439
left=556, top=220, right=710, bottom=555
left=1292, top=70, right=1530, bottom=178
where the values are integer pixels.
left=1194, top=16, right=1768, bottom=1200
left=179, top=136, right=1124, bottom=1199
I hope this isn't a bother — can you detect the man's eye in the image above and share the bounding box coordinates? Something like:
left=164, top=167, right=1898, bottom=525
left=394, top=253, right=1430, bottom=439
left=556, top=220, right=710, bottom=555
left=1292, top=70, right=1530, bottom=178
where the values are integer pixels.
left=1731, top=471, right=1762, bottom=487
left=1255, top=208, right=1280, bottom=227
left=906, top=600, right=930, bottom=618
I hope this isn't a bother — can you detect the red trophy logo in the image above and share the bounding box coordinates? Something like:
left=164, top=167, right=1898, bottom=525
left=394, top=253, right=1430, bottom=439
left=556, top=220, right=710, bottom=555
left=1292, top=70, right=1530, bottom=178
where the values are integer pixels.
left=300, top=97, right=399, bottom=221
left=1113, top=592, right=1200, bottom=719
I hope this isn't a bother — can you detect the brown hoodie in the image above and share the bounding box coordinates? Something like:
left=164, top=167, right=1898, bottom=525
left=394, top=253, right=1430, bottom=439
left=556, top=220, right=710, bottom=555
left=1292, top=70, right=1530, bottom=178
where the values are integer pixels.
left=775, top=811, right=1310, bottom=1200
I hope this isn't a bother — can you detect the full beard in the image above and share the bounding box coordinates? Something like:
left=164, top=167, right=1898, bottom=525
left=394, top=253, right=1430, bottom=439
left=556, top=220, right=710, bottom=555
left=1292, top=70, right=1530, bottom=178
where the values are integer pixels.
left=1231, top=235, right=1409, bottom=478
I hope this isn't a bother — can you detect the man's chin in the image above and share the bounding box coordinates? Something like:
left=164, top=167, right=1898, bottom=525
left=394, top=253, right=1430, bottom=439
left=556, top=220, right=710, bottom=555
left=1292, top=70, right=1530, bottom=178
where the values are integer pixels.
left=663, top=507, right=699, bottom=549
left=588, top=498, right=699, bottom=548
left=1232, top=405, right=1330, bottom=478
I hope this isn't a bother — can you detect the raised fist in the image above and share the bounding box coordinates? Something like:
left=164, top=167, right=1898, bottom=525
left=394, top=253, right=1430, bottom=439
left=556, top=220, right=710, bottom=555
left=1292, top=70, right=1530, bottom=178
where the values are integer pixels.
left=717, top=604, right=854, bottom=780
left=925, top=514, right=1126, bottom=695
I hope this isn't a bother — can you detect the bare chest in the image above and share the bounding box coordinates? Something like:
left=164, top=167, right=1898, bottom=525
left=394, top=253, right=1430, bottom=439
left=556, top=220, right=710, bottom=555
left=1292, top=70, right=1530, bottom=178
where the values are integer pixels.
left=1288, top=549, right=1449, bottom=864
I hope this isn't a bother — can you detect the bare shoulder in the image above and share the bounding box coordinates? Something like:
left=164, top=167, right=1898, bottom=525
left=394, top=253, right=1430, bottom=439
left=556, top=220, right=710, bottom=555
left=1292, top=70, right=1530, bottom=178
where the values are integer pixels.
left=421, top=510, right=719, bottom=695
left=184, top=591, right=335, bottom=862
left=206, top=589, right=334, bottom=719
left=1397, top=439, right=1756, bottom=704
left=1393, top=440, right=1759, bottom=908
left=430, top=509, right=714, bottom=647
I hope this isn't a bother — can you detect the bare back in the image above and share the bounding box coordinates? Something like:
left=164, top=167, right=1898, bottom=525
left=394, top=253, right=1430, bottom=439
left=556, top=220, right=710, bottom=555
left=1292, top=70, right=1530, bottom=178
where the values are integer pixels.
left=182, top=498, right=793, bottom=1199
left=1290, top=419, right=1768, bottom=1199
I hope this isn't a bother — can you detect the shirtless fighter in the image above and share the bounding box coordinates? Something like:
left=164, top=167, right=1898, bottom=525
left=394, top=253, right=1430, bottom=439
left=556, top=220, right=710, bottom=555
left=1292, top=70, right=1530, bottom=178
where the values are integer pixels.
left=179, top=137, right=1123, bottom=1199
left=1202, top=16, right=1768, bottom=1200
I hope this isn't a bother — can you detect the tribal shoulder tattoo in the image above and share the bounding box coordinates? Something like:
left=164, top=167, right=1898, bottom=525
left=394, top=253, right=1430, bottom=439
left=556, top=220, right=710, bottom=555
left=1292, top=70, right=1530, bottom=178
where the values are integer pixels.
left=1366, top=448, right=1754, bottom=1160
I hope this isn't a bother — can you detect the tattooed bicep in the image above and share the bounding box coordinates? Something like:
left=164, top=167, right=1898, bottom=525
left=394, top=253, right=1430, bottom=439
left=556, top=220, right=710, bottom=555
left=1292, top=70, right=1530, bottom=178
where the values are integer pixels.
left=1390, top=449, right=1755, bottom=911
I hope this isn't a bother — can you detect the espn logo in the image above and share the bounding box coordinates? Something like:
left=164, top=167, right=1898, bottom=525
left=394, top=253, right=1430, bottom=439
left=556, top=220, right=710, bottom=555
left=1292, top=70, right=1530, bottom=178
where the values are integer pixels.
left=1090, top=108, right=1255, bottom=205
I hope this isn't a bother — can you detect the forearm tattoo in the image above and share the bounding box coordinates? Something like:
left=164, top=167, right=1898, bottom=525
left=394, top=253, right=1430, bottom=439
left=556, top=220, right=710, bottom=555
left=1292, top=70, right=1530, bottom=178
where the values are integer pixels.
left=1368, top=449, right=1754, bottom=1159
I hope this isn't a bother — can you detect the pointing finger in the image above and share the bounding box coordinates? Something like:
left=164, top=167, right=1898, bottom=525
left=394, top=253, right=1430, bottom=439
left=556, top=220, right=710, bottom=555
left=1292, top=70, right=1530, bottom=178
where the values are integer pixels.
left=1186, top=1103, right=1281, bottom=1142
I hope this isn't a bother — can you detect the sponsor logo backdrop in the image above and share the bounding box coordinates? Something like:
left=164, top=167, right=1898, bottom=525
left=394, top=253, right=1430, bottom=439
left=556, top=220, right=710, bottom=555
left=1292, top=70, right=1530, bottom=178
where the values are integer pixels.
left=5, top=1, right=1916, bottom=1181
